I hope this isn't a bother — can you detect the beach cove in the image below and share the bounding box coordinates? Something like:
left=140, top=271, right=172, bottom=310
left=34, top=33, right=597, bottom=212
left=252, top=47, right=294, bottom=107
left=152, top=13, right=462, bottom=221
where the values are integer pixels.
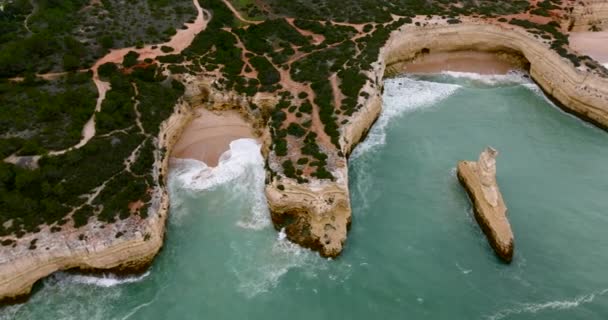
left=3, top=71, right=608, bottom=319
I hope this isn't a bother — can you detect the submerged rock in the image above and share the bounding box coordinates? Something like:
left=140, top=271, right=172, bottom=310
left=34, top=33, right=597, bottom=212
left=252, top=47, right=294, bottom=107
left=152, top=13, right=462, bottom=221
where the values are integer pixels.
left=457, top=147, right=514, bottom=263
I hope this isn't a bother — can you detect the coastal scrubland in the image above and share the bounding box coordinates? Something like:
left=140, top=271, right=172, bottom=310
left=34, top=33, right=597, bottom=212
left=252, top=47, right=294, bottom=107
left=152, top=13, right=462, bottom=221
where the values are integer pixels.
left=0, top=0, right=605, bottom=250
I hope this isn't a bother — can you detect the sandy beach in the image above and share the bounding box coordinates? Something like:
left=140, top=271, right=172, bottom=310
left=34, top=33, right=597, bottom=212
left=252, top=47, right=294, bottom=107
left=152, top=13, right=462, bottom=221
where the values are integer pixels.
left=400, top=51, right=525, bottom=74
left=171, top=109, right=255, bottom=167
left=569, top=31, right=608, bottom=64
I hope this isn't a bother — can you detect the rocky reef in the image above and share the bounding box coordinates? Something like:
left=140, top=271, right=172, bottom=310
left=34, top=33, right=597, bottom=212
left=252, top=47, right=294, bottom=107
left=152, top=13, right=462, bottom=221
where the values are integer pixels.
left=457, top=147, right=514, bottom=263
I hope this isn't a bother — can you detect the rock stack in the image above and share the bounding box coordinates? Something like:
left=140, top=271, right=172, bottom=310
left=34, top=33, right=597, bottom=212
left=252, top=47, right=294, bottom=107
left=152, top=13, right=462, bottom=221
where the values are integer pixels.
left=457, top=147, right=514, bottom=263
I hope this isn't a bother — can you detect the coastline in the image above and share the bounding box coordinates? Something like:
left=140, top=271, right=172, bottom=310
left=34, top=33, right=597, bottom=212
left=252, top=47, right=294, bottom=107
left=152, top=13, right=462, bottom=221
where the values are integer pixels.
left=294, top=17, right=608, bottom=257
left=0, top=100, right=194, bottom=304
left=3, top=5, right=608, bottom=303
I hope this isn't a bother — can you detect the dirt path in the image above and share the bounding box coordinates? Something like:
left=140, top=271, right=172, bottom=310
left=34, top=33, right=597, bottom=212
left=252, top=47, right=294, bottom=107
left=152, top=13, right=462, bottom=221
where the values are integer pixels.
left=58, top=0, right=208, bottom=155
left=131, top=83, right=145, bottom=135
left=285, top=18, right=325, bottom=45
left=6, top=0, right=210, bottom=165
left=329, top=73, right=345, bottom=110
left=23, top=0, right=36, bottom=34
left=221, top=0, right=262, bottom=25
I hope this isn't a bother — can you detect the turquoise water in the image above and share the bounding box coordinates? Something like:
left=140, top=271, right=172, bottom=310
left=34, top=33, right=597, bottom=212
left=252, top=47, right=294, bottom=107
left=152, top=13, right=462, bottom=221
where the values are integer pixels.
left=3, top=72, right=608, bottom=319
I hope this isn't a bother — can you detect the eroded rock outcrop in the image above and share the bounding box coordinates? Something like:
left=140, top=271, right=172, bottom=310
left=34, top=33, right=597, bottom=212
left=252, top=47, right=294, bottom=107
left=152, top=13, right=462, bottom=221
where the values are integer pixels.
left=457, top=147, right=513, bottom=263
left=266, top=168, right=351, bottom=258
left=0, top=100, right=194, bottom=303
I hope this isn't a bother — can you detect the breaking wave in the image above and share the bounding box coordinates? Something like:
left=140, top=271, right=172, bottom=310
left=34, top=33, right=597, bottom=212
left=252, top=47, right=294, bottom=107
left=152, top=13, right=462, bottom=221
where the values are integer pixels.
left=169, top=138, right=270, bottom=230
left=351, top=70, right=546, bottom=159
left=169, top=138, right=327, bottom=298
left=406, top=70, right=533, bottom=89
left=433, top=70, right=532, bottom=86
left=351, top=76, right=460, bottom=158
left=487, top=288, right=608, bottom=320
left=170, top=138, right=264, bottom=192
left=0, top=272, right=135, bottom=320
left=59, top=272, right=151, bottom=287
left=230, top=228, right=325, bottom=298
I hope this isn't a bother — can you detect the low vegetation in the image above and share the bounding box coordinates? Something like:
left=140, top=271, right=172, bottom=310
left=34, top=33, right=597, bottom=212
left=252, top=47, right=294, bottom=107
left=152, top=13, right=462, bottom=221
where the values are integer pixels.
left=0, top=0, right=605, bottom=240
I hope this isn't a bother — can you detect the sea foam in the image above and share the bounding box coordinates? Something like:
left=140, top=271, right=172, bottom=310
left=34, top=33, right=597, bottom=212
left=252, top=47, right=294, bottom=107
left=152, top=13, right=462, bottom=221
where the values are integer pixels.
left=487, top=288, right=608, bottom=320
left=170, top=138, right=264, bottom=191
left=170, top=138, right=325, bottom=297
left=61, top=272, right=151, bottom=287
left=170, top=138, right=271, bottom=230
left=230, top=228, right=324, bottom=298
left=437, top=70, right=532, bottom=86
left=351, top=76, right=461, bottom=158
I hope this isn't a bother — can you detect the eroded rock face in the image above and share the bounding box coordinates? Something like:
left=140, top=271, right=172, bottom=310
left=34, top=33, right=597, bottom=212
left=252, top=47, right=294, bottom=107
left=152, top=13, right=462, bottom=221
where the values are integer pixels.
left=0, top=100, right=193, bottom=303
left=265, top=167, right=351, bottom=258
left=457, top=147, right=514, bottom=263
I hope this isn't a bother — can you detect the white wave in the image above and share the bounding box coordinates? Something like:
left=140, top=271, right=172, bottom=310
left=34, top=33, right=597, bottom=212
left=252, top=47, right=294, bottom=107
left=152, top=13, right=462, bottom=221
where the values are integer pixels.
left=170, top=138, right=270, bottom=230
left=232, top=228, right=324, bottom=298
left=0, top=271, right=129, bottom=320
left=487, top=288, right=608, bottom=320
left=437, top=70, right=532, bottom=86
left=603, top=63, right=608, bottom=69
left=351, top=76, right=460, bottom=158
left=449, top=167, right=457, bottom=177
left=170, top=139, right=263, bottom=191
left=455, top=262, right=472, bottom=275
left=170, top=139, right=320, bottom=298
left=53, top=271, right=150, bottom=288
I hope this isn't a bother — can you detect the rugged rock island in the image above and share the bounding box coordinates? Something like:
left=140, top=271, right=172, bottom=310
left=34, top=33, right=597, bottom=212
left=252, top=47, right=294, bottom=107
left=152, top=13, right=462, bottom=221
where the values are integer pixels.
left=1, top=0, right=608, bottom=303
left=457, top=147, right=514, bottom=263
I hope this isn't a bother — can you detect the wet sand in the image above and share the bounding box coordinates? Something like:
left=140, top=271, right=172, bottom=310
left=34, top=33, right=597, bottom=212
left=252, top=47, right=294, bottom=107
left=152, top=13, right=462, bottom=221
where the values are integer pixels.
left=569, top=31, right=608, bottom=64
left=171, top=109, right=255, bottom=167
left=401, top=51, right=524, bottom=74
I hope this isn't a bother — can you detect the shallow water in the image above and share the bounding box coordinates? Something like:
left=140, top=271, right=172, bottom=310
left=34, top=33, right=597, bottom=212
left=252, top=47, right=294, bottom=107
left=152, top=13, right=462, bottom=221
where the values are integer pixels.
left=3, top=72, right=608, bottom=319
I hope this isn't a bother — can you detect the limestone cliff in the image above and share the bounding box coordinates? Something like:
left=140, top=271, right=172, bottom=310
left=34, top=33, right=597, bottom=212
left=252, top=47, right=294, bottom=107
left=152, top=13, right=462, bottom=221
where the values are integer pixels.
left=381, top=20, right=608, bottom=131
left=266, top=167, right=351, bottom=258
left=0, top=100, right=194, bottom=303
left=5, top=6, right=608, bottom=302
left=276, top=17, right=608, bottom=258
left=457, top=148, right=513, bottom=263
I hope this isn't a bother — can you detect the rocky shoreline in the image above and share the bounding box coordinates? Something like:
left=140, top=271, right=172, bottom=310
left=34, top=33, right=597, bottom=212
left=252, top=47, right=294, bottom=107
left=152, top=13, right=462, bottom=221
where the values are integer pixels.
left=266, top=17, right=608, bottom=258
left=0, top=100, right=195, bottom=304
left=3, top=7, right=608, bottom=303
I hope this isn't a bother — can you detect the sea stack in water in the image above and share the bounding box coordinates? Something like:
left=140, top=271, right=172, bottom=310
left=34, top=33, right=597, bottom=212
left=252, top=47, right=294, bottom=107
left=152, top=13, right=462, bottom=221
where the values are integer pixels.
left=457, top=147, right=514, bottom=263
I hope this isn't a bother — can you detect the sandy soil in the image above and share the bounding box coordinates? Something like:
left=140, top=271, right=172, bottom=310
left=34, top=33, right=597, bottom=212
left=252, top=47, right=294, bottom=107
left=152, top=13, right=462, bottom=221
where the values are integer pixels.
left=569, top=31, right=608, bottom=64
left=171, top=109, right=255, bottom=167
left=91, top=0, right=208, bottom=72
left=401, top=51, right=524, bottom=74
